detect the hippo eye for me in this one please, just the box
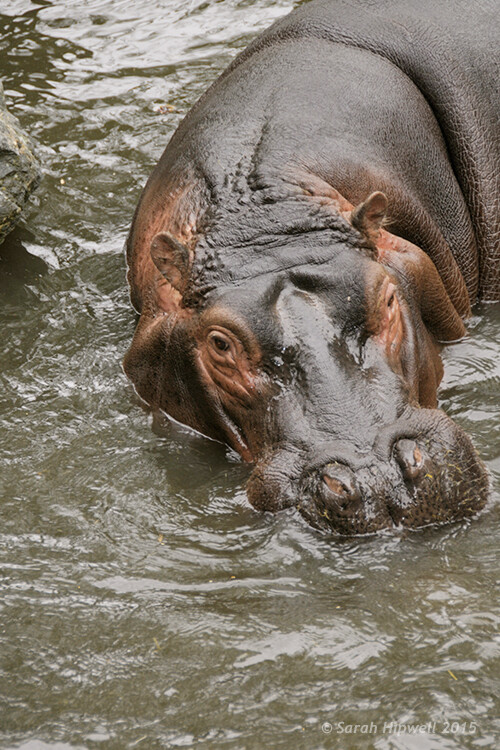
[213,336,229,352]
[207,330,233,356]
[382,281,397,311]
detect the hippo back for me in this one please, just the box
[214,0,499,300]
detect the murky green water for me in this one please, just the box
[0,2,498,748]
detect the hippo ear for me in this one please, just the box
[150,232,191,292]
[351,191,388,243]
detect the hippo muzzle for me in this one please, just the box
[247,408,488,535]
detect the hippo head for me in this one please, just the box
[124,192,488,534]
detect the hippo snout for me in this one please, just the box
[246,409,489,535]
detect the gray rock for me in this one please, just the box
[0,81,41,244]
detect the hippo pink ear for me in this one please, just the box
[351,191,388,244]
[150,232,191,292]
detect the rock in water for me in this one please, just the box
[0,81,41,244]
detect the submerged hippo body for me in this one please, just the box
[124,0,498,534]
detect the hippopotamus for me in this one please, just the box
[124,0,498,534]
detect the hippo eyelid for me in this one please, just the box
[384,282,397,307]
[206,328,238,364]
[367,276,399,322]
[199,310,261,361]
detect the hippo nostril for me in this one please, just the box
[323,475,348,496]
[394,439,427,481]
[320,464,361,511]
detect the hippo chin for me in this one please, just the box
[124,0,497,535]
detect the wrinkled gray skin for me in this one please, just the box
[125,0,498,535]
[0,81,40,244]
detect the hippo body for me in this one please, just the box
[124,0,498,534]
